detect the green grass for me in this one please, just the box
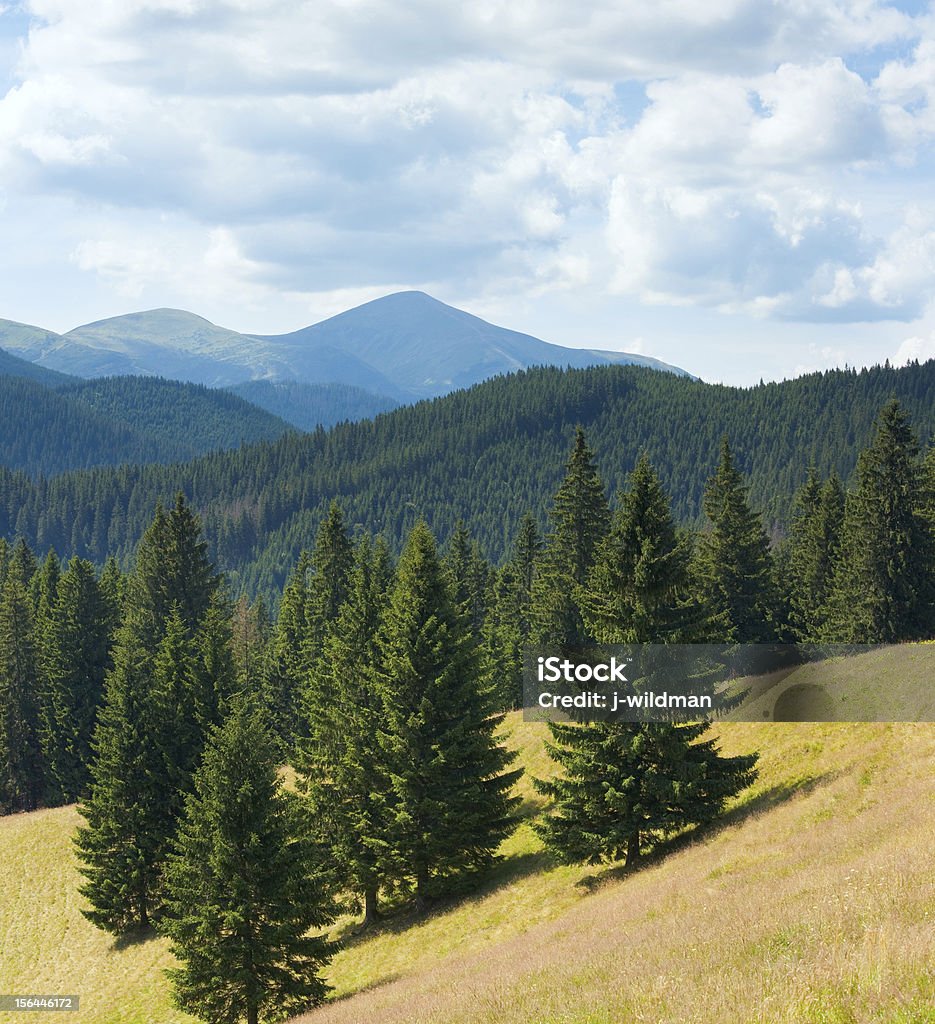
[1,646,934,1024]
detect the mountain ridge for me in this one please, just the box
[0,292,692,399]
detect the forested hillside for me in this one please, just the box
[0,347,73,388]
[0,375,294,476]
[0,360,931,597]
[227,380,400,431]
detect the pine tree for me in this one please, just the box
[786,470,844,640]
[376,521,521,910]
[694,438,777,642]
[536,454,757,868]
[297,536,394,925]
[74,610,169,931]
[531,428,610,648]
[262,551,311,752]
[162,696,336,1024]
[484,512,542,709]
[825,401,935,641]
[0,575,43,813]
[75,499,228,932]
[535,720,757,868]
[39,558,111,804]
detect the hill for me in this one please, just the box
[0,375,293,477]
[0,293,688,398]
[227,380,400,431]
[2,648,933,1023]
[0,359,931,597]
[0,341,74,388]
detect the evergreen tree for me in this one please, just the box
[298,536,394,925]
[444,521,491,637]
[74,610,169,931]
[825,401,935,641]
[531,428,610,647]
[301,503,354,759]
[0,575,42,813]
[75,499,228,932]
[484,512,542,709]
[376,521,521,910]
[536,455,758,869]
[40,558,111,804]
[694,438,777,642]
[262,551,311,752]
[535,720,757,868]
[162,696,336,1024]
[786,470,844,640]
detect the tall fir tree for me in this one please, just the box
[162,696,336,1024]
[825,401,935,641]
[39,558,112,805]
[263,550,311,752]
[484,512,542,709]
[298,535,395,925]
[694,438,777,643]
[0,574,43,813]
[376,521,521,910]
[531,428,610,648]
[536,455,757,869]
[301,502,354,760]
[785,470,845,640]
[75,497,228,932]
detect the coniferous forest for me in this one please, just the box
[1,365,933,1020]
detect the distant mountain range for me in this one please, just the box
[0,291,692,406]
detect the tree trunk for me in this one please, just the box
[363,886,380,927]
[247,1002,258,1024]
[414,865,430,914]
[626,831,641,869]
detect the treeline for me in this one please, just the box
[0,373,292,477]
[0,360,932,601]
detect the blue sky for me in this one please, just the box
[1,0,934,384]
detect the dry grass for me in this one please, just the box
[1,651,933,1024]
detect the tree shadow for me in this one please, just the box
[112,923,160,950]
[325,972,402,1005]
[572,769,840,893]
[332,849,549,949]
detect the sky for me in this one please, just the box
[1,1,934,384]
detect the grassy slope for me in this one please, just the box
[2,657,933,1024]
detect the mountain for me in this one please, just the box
[0,375,293,477]
[254,291,693,396]
[227,380,400,431]
[1,359,931,597]
[0,293,690,399]
[0,336,74,388]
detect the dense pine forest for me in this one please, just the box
[0,373,294,476]
[0,387,932,1022]
[0,360,931,599]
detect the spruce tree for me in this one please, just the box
[0,575,43,813]
[825,401,935,641]
[376,521,521,910]
[537,455,758,868]
[484,512,542,709]
[40,558,111,804]
[297,536,394,925]
[75,498,228,932]
[694,438,777,643]
[786,470,844,640]
[162,696,336,1024]
[263,551,311,752]
[531,428,610,647]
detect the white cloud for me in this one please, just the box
[894,331,935,366]
[0,0,934,369]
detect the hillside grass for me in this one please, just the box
[1,651,933,1023]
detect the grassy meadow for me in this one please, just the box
[1,649,933,1024]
